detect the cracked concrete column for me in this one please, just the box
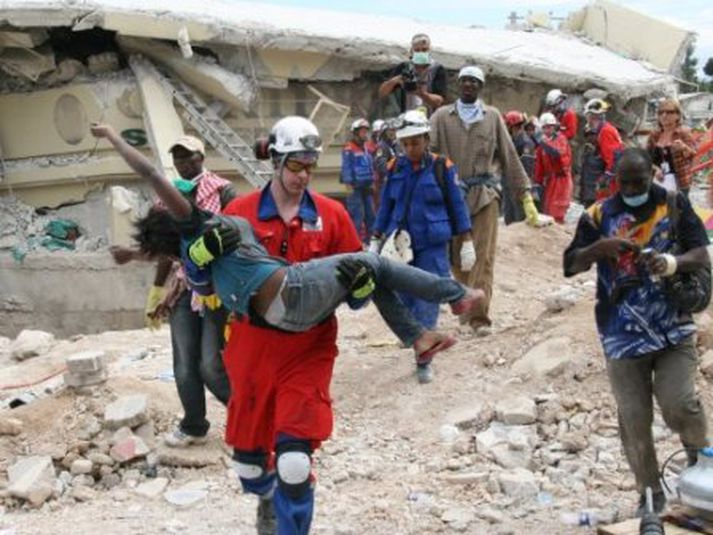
[128,55,184,178]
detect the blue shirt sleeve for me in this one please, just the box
[340,149,354,185]
[374,170,396,235]
[563,211,602,277]
[445,163,471,235]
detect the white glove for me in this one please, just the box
[460,240,476,271]
[368,237,381,254]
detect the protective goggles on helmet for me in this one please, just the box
[297,134,323,151]
[389,116,428,130]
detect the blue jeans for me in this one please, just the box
[169,291,230,437]
[346,186,375,242]
[274,252,466,346]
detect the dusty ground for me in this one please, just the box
[1,221,712,535]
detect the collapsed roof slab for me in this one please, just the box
[0,0,677,101]
[118,36,255,111]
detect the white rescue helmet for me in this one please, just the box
[395,110,430,139]
[269,116,323,154]
[539,112,559,127]
[371,119,386,134]
[584,98,610,115]
[545,89,565,106]
[350,118,370,132]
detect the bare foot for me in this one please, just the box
[413,330,457,365]
[450,288,485,316]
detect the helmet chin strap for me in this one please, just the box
[275,153,291,196]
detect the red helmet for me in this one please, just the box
[504,110,526,128]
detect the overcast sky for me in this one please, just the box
[251,0,713,80]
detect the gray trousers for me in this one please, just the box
[276,252,466,346]
[606,336,708,492]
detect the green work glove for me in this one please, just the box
[335,258,376,300]
[188,225,241,267]
[522,192,539,227]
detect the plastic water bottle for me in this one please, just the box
[560,511,599,527]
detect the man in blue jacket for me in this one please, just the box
[342,118,376,244]
[372,110,475,383]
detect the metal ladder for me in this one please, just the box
[145,59,272,189]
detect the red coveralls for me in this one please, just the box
[595,121,625,201]
[534,132,573,223]
[222,186,361,460]
[557,107,579,141]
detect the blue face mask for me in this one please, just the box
[621,191,649,207]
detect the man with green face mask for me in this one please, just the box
[110,134,237,449]
[378,33,447,116]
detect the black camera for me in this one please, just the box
[402,62,418,92]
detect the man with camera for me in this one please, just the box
[378,33,447,115]
[563,148,710,518]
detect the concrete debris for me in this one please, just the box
[7,456,57,507]
[64,351,108,388]
[443,472,489,485]
[135,477,169,499]
[69,459,93,476]
[103,395,149,430]
[163,485,209,508]
[87,452,114,466]
[495,396,537,425]
[109,434,150,463]
[66,351,106,374]
[700,349,713,378]
[71,485,97,502]
[440,507,475,530]
[544,286,580,313]
[498,468,539,498]
[87,52,120,75]
[156,446,220,468]
[10,329,55,361]
[512,337,575,378]
[0,416,24,436]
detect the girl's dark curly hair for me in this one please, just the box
[132,207,183,258]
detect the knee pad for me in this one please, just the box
[275,441,312,499]
[233,450,274,496]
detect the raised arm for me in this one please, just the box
[90,124,191,219]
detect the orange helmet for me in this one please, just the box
[504,110,526,128]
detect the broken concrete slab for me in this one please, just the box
[156,445,221,468]
[135,477,169,499]
[512,336,575,378]
[10,329,54,360]
[498,468,539,498]
[8,455,57,507]
[109,435,150,463]
[63,368,108,388]
[164,485,208,508]
[495,396,537,425]
[103,394,148,430]
[66,350,106,374]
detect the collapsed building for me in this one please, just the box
[0,0,683,336]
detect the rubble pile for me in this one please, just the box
[0,223,712,533]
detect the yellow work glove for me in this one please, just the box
[196,293,222,310]
[522,192,539,227]
[145,285,166,330]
